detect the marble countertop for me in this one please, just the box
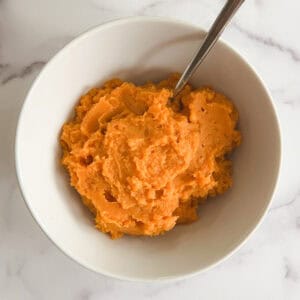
[1,0,300,299]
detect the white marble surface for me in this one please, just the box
[1,0,300,299]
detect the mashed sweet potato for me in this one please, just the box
[60,74,241,239]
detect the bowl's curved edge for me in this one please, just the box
[14,16,282,282]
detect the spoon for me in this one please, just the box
[172,0,245,99]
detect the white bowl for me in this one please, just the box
[15,17,281,281]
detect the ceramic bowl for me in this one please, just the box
[15,17,281,281]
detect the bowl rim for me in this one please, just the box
[15,16,282,282]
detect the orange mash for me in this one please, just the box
[60,74,241,239]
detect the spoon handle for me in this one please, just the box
[173,0,245,96]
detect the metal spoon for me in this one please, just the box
[173,0,245,99]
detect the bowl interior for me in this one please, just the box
[16,18,280,280]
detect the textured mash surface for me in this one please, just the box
[60,74,241,239]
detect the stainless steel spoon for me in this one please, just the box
[173,0,245,98]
